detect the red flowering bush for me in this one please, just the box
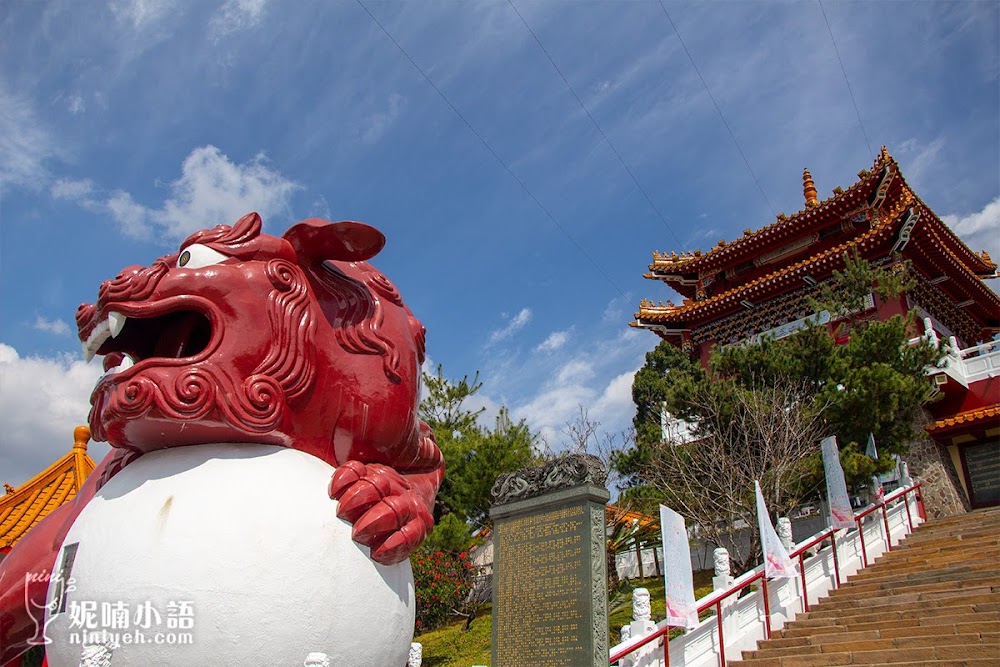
[412,547,473,632]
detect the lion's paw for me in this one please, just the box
[328,461,433,565]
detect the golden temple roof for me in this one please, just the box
[648,148,896,273]
[647,147,997,277]
[926,404,1000,433]
[0,426,96,550]
[637,222,899,324]
[636,147,1000,335]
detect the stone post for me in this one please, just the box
[899,460,912,486]
[713,547,737,648]
[776,517,793,552]
[406,643,421,667]
[303,653,330,667]
[624,587,659,667]
[490,454,610,667]
[712,547,731,587]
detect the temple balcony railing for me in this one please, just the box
[912,317,1000,389]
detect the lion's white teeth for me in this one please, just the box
[102,353,135,378]
[108,312,126,338]
[114,355,135,374]
[82,320,111,363]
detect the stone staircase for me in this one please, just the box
[733,507,1000,666]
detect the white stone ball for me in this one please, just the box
[44,444,414,667]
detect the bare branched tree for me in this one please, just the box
[638,377,830,573]
[561,406,654,591]
[560,405,632,494]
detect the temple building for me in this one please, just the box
[632,147,999,513]
[0,426,96,561]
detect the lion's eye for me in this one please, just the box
[177,244,229,269]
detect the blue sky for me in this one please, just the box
[2,0,998,486]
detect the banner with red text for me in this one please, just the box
[754,481,797,579]
[822,436,854,529]
[659,505,699,629]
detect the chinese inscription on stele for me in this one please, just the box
[490,455,610,667]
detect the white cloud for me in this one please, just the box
[361,94,407,145]
[0,343,109,487]
[514,368,595,436]
[485,324,651,458]
[109,0,174,29]
[896,138,946,190]
[309,194,333,221]
[50,178,94,200]
[67,95,86,115]
[535,329,570,353]
[89,145,299,240]
[602,293,633,324]
[33,316,71,336]
[556,359,595,385]
[105,190,154,240]
[941,196,1000,274]
[592,368,639,428]
[211,0,269,39]
[488,308,532,345]
[0,82,59,191]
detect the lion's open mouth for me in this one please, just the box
[84,309,213,375]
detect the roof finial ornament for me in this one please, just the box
[4,483,14,494]
[803,168,818,208]
[879,145,891,162]
[73,425,91,452]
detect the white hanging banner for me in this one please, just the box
[867,433,884,502]
[754,481,797,579]
[659,505,699,629]
[822,436,854,529]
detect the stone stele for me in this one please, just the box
[489,454,611,667]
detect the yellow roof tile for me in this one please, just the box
[0,426,96,550]
[926,404,1000,433]
[648,148,896,273]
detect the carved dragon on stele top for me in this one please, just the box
[0,213,443,664]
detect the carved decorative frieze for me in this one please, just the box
[690,284,823,346]
[490,454,607,505]
[908,275,982,345]
[591,504,609,664]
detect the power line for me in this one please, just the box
[818,0,874,160]
[506,0,686,251]
[355,0,627,299]
[656,1,776,218]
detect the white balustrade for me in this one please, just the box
[609,485,925,667]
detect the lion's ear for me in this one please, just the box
[283,219,386,263]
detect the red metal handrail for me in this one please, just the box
[609,482,923,666]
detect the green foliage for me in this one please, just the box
[422,512,478,555]
[412,547,474,632]
[613,342,703,482]
[442,409,539,528]
[415,606,493,667]
[414,365,540,637]
[420,364,485,435]
[808,248,914,327]
[420,365,539,528]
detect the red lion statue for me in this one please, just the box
[0,213,443,665]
